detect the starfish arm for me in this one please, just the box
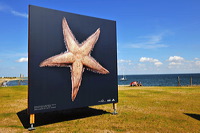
[80,28,100,55]
[62,17,79,52]
[82,56,109,74]
[40,52,75,67]
[71,61,84,101]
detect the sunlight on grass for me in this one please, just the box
[0,85,200,132]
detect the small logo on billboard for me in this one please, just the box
[99,99,115,103]
[107,99,111,102]
[98,99,106,103]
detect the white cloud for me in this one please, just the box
[139,57,162,67]
[130,33,169,49]
[154,62,163,67]
[131,44,168,49]
[166,56,200,72]
[168,56,185,68]
[0,3,28,18]
[118,56,200,74]
[168,56,184,62]
[140,57,158,63]
[117,59,134,75]
[118,59,132,63]
[11,10,28,18]
[16,57,28,62]
[195,61,200,66]
[169,62,182,66]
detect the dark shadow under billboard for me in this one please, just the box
[28,5,118,114]
[17,107,110,128]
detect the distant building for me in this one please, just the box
[20,74,24,78]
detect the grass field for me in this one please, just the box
[0,85,200,132]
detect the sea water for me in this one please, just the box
[5,73,200,86]
[118,73,200,86]
[6,77,28,86]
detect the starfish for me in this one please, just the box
[40,17,109,101]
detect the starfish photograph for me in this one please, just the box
[40,17,109,101]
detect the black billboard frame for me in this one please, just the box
[28,5,118,130]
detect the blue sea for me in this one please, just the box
[5,73,200,86]
[6,78,28,86]
[118,73,200,86]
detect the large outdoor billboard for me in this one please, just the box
[28,5,118,114]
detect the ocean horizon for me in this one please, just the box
[4,73,200,87]
[118,73,200,86]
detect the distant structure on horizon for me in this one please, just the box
[20,74,24,78]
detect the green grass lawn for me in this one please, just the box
[0,85,200,132]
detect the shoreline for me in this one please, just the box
[0,78,23,86]
[118,84,200,90]
[0,78,199,87]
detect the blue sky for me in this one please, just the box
[0,0,200,76]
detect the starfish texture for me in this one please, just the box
[40,17,109,101]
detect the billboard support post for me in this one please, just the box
[28,114,36,131]
[112,103,118,115]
